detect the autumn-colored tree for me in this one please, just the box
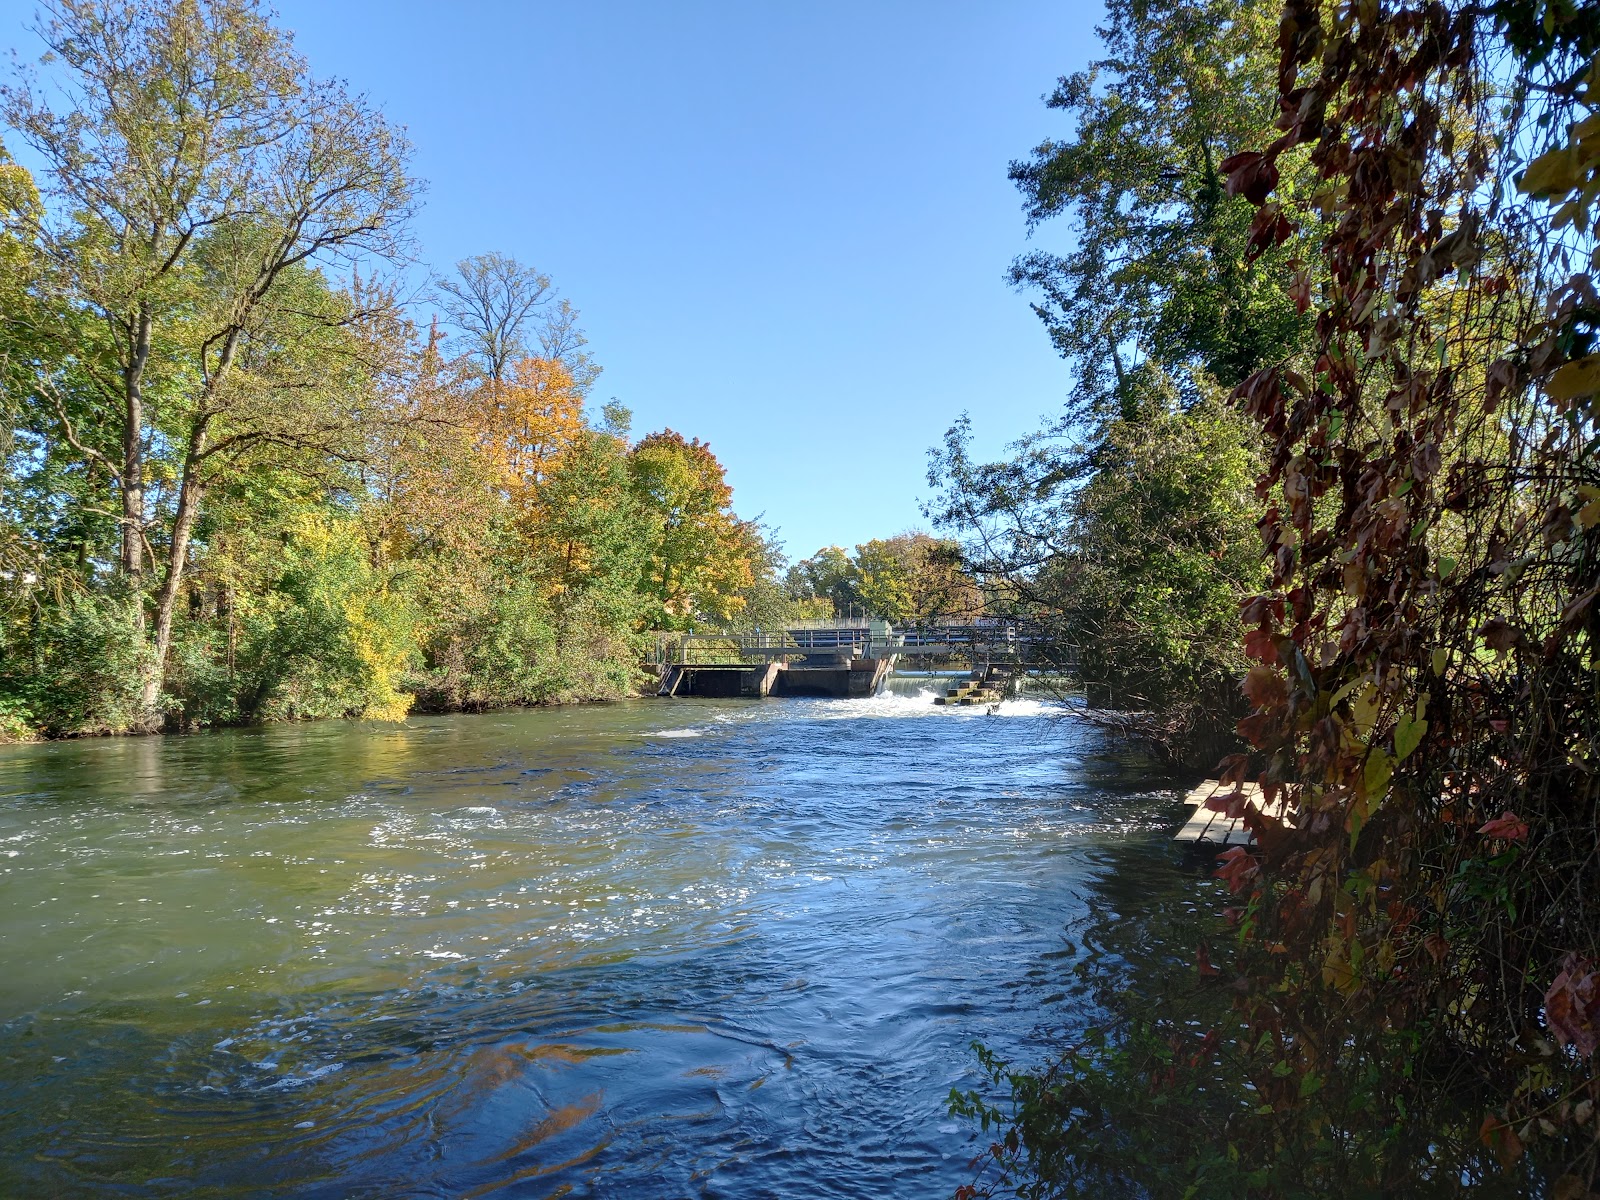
[627,430,755,627]
[479,355,588,509]
[0,1,761,737]
[1210,1,1600,1188]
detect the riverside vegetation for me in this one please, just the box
[0,1,983,742]
[936,0,1600,1195]
[0,0,763,738]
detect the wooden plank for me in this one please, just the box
[1174,780,1283,847]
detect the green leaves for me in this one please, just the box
[1393,696,1429,762]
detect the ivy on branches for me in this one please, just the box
[1214,0,1600,1190]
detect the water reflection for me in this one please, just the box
[0,683,1190,1197]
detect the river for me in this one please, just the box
[0,680,1190,1199]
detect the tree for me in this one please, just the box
[963,1,1600,1193]
[479,355,587,504]
[852,532,981,624]
[537,297,602,396]
[440,255,603,396]
[786,545,862,616]
[1006,0,1307,423]
[787,547,864,614]
[928,0,1303,757]
[627,430,755,627]
[1,0,417,726]
[439,252,552,385]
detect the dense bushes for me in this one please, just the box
[956,0,1600,1195]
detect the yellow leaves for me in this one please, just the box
[344,593,415,722]
[0,160,42,216]
[1577,485,1600,530]
[1350,682,1379,735]
[1521,110,1600,202]
[1322,946,1360,995]
[1546,352,1600,406]
[1521,145,1587,198]
[480,356,587,495]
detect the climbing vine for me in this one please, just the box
[1216,0,1600,1189]
[953,2,1600,1194]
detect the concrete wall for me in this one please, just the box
[666,658,893,700]
[770,658,890,699]
[675,663,781,698]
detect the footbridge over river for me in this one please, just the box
[649,618,1075,699]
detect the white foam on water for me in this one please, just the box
[647,728,704,739]
[808,688,1072,721]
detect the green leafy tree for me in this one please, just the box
[786,545,862,616]
[1,0,417,726]
[929,0,1307,758]
[852,533,980,624]
[628,430,755,628]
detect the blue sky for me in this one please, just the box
[1,1,1099,563]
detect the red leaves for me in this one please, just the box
[1215,846,1259,894]
[1544,955,1600,1057]
[1240,594,1285,626]
[1205,788,1250,818]
[1246,203,1296,262]
[1484,358,1517,413]
[1220,150,1280,204]
[1423,932,1449,964]
[1197,942,1221,978]
[1410,441,1441,481]
[1479,1113,1525,1168]
[1288,265,1314,313]
[1242,664,1288,710]
[1476,811,1528,843]
[1244,626,1280,665]
[1234,367,1287,436]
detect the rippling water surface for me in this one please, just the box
[0,681,1186,1198]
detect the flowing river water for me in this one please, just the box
[0,679,1197,1198]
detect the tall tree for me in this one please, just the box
[1006,0,1305,421]
[439,252,552,385]
[852,533,982,624]
[928,0,1304,755]
[0,0,416,725]
[627,430,755,627]
[536,297,602,396]
[786,545,862,616]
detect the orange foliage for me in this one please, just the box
[478,355,587,503]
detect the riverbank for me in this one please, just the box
[0,675,656,745]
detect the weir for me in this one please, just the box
[648,619,1065,700]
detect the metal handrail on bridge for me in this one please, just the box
[648,619,1075,670]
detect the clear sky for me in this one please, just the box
[1,0,1099,564]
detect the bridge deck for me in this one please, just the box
[1173,781,1281,846]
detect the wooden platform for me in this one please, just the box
[1173,780,1285,846]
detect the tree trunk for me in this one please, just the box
[137,466,205,726]
[120,308,152,621]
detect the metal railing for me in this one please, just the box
[647,619,1076,671]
